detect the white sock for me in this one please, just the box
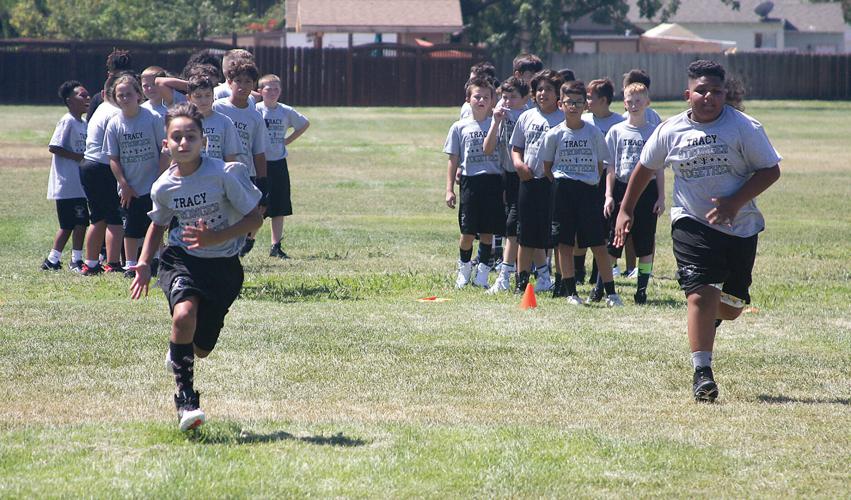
[691,351,713,370]
[47,249,62,264]
[126,260,138,269]
[85,259,99,268]
[501,262,515,274]
[72,249,83,262]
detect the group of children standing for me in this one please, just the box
[445,55,781,402]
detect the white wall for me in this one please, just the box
[285,32,398,48]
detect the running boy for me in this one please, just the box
[508,69,564,293]
[43,80,90,272]
[603,83,665,305]
[131,102,262,431]
[256,74,310,259]
[444,76,504,288]
[614,60,781,402]
[541,80,620,306]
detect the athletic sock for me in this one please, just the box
[573,255,585,275]
[126,260,137,270]
[589,259,598,283]
[501,262,515,274]
[169,342,195,394]
[637,262,653,291]
[477,243,492,266]
[84,259,99,268]
[459,247,473,263]
[553,272,562,284]
[71,249,83,262]
[603,281,616,295]
[714,319,723,329]
[563,277,577,296]
[691,351,712,370]
[47,249,62,264]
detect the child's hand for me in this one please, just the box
[613,210,633,248]
[493,101,506,122]
[603,195,615,218]
[516,164,533,182]
[129,263,151,300]
[446,190,456,209]
[119,184,138,209]
[182,218,217,249]
[706,196,740,226]
[653,197,665,216]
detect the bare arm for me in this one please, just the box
[155,76,189,93]
[512,146,532,181]
[707,165,780,226]
[482,111,502,155]
[253,153,267,178]
[224,154,239,162]
[110,157,138,208]
[49,145,83,163]
[182,208,264,250]
[130,223,168,299]
[603,167,616,217]
[445,155,460,208]
[285,121,310,146]
[653,169,666,215]
[543,160,554,182]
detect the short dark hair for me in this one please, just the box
[500,76,529,98]
[557,68,576,83]
[513,53,544,74]
[623,68,651,89]
[183,49,224,81]
[587,78,615,104]
[185,63,221,82]
[465,75,495,98]
[106,49,132,74]
[188,76,215,94]
[225,60,260,83]
[58,80,83,102]
[688,60,725,82]
[165,102,204,133]
[469,61,497,78]
[561,80,587,99]
[530,69,563,94]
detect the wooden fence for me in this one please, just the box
[550,52,851,100]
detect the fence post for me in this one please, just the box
[346,46,353,106]
[415,47,423,107]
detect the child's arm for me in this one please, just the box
[543,160,554,182]
[181,208,263,250]
[511,147,532,181]
[155,76,189,93]
[109,157,138,208]
[253,153,267,178]
[603,166,616,218]
[706,165,780,226]
[48,145,83,163]
[224,154,239,162]
[285,121,310,146]
[653,170,665,215]
[482,111,503,155]
[446,154,460,208]
[130,223,168,299]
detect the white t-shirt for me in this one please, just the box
[201,111,244,161]
[148,158,261,258]
[103,108,166,195]
[47,113,87,200]
[541,122,610,185]
[212,98,268,176]
[623,107,663,127]
[443,117,502,177]
[581,111,625,137]
[605,121,658,182]
[509,107,564,178]
[83,102,121,164]
[255,102,308,161]
[640,105,782,237]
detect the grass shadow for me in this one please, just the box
[188,422,368,447]
[757,395,850,405]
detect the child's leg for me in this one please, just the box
[71,225,85,252]
[51,229,72,253]
[84,222,106,264]
[557,244,574,277]
[686,286,719,353]
[270,215,284,244]
[106,224,123,264]
[124,237,140,264]
[625,237,637,274]
[518,245,534,272]
[590,245,616,294]
[170,297,200,394]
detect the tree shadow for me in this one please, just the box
[757,394,850,405]
[187,423,368,447]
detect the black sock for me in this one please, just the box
[637,272,650,292]
[554,272,562,284]
[564,277,577,296]
[714,319,723,329]
[459,247,473,263]
[169,342,195,394]
[573,255,585,275]
[603,281,616,295]
[477,243,492,266]
[589,259,598,283]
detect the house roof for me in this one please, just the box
[626,0,845,33]
[286,0,463,33]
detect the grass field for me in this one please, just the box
[0,101,849,497]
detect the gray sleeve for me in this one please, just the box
[103,120,119,158]
[741,120,782,171]
[223,162,262,214]
[223,120,244,157]
[594,128,611,164]
[509,117,526,149]
[540,129,557,163]
[153,115,166,152]
[443,123,461,156]
[638,126,667,171]
[604,128,617,166]
[147,184,175,226]
[251,116,268,156]
[49,117,70,149]
[287,107,308,130]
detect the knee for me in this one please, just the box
[172,306,197,335]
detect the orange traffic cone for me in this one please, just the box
[519,283,537,309]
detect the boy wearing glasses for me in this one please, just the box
[541,81,622,306]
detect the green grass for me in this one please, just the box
[0,102,849,497]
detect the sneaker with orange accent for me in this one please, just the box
[81,263,103,276]
[174,390,205,431]
[102,262,124,273]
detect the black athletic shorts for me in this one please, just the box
[504,171,520,237]
[551,178,606,248]
[56,197,89,230]
[79,159,122,225]
[265,158,293,218]
[607,180,659,258]
[671,217,758,303]
[516,177,553,249]
[121,194,153,239]
[158,246,244,353]
[458,174,505,236]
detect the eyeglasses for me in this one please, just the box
[562,99,585,107]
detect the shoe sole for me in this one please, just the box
[694,383,719,402]
[179,410,206,431]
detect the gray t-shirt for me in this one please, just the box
[214,83,257,107]
[202,111,244,161]
[212,98,269,176]
[103,108,166,195]
[459,102,472,121]
[623,107,663,127]
[256,102,308,161]
[581,111,625,137]
[148,158,261,258]
[83,102,120,164]
[498,107,526,173]
[541,122,610,185]
[443,117,502,177]
[141,99,167,120]
[605,121,658,182]
[640,105,781,237]
[509,107,564,178]
[47,112,87,200]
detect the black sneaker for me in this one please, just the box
[588,284,604,303]
[81,262,103,276]
[70,260,84,273]
[239,238,255,258]
[693,367,719,402]
[552,278,565,298]
[634,289,647,305]
[41,259,61,271]
[514,270,530,295]
[123,269,136,279]
[575,269,586,285]
[174,390,206,431]
[269,243,290,259]
[103,262,124,273]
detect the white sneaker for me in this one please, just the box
[612,266,622,278]
[487,266,512,294]
[472,262,492,288]
[455,260,473,288]
[626,268,638,279]
[606,293,625,307]
[566,294,585,306]
[534,265,553,292]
